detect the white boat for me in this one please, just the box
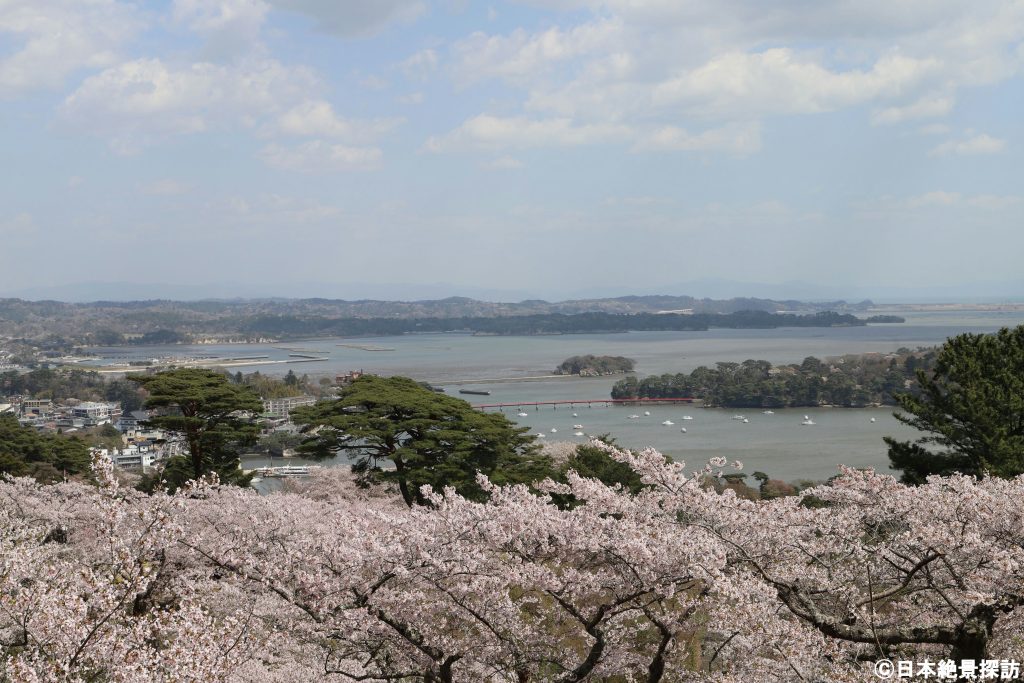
[870,417,877,423]
[801,419,815,426]
[680,427,687,433]
[763,410,774,415]
[573,424,584,429]
[643,411,651,416]
[681,415,693,420]
[573,431,584,436]
[517,412,529,417]
[742,418,749,423]
[662,420,674,425]
[550,428,557,433]
[255,465,321,478]
[628,414,640,419]
[731,415,746,421]
[536,432,546,438]
[572,413,579,417]
[803,415,810,421]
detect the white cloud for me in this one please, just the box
[217,194,342,225]
[0,211,35,235]
[906,191,1020,208]
[929,132,1007,157]
[276,100,402,140]
[59,57,319,153]
[452,19,622,86]
[172,0,269,57]
[267,0,426,37]
[424,115,632,152]
[443,0,1024,158]
[397,92,424,105]
[258,141,382,171]
[482,156,525,169]
[138,179,191,196]
[653,49,939,116]
[632,122,761,154]
[0,0,140,97]
[401,49,439,81]
[358,75,389,90]
[872,93,955,124]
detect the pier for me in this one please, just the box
[473,398,694,410]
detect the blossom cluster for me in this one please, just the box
[3,444,1024,682]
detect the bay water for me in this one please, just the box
[90,307,1024,484]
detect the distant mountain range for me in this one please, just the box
[6,278,1023,304]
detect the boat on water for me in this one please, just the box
[572,413,579,417]
[643,411,651,416]
[763,410,775,415]
[681,415,693,420]
[573,431,585,436]
[254,465,321,478]
[801,419,815,426]
[573,424,584,429]
[536,432,546,438]
[680,427,687,433]
[518,411,529,417]
[459,389,491,396]
[628,414,640,419]
[731,415,746,421]
[550,428,557,433]
[742,418,749,423]
[662,420,674,426]
[870,417,877,423]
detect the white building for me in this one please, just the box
[71,402,111,425]
[263,395,317,419]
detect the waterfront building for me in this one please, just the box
[262,395,317,419]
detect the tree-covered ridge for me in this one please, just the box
[233,310,866,339]
[554,354,636,376]
[0,294,880,343]
[611,349,937,408]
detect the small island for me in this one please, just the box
[555,354,636,376]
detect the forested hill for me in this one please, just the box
[0,295,875,342]
[236,310,865,337]
[611,349,937,408]
[1,306,869,344]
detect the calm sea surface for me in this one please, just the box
[92,308,1024,483]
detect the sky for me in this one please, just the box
[1,0,1022,302]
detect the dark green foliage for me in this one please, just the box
[555,355,635,375]
[611,351,935,408]
[886,325,1024,484]
[0,413,91,482]
[562,437,646,494]
[292,375,551,506]
[129,369,262,491]
[239,310,864,338]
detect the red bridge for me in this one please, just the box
[473,398,695,409]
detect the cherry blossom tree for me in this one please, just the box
[5,444,1024,682]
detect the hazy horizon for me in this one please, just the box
[2,2,1021,297]
[3,279,1023,306]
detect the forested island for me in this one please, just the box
[0,295,886,346]
[611,348,937,408]
[554,355,635,376]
